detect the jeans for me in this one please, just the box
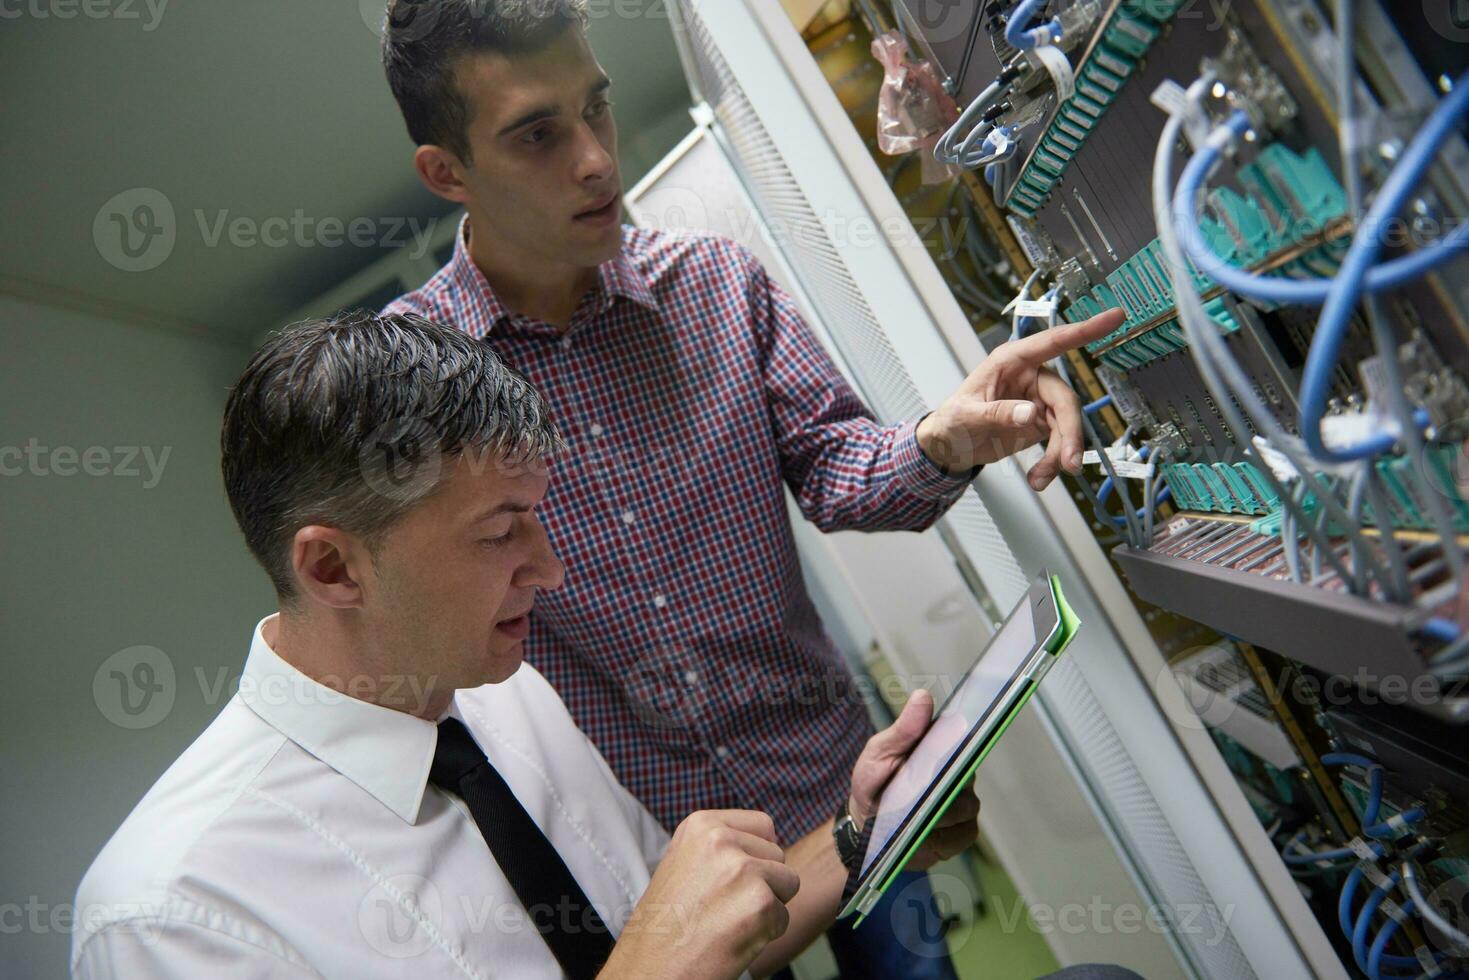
[823,869,959,980]
[767,865,1146,980]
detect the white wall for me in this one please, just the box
[0,296,275,978]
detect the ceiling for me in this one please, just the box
[0,1,694,341]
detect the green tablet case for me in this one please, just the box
[855,575,1080,925]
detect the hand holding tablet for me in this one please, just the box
[840,571,1081,923]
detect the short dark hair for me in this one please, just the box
[221,310,562,603]
[381,0,591,162]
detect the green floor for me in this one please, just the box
[947,850,1061,980]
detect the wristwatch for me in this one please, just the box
[832,798,866,873]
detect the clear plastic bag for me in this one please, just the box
[871,31,960,183]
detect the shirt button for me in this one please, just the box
[652,594,668,609]
[684,670,700,686]
[621,510,636,526]
[560,335,573,350]
[590,423,604,438]
[715,746,731,760]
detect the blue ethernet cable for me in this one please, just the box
[1317,753,1427,840]
[1304,73,1469,462]
[1004,0,1061,50]
[1172,73,1469,461]
[1172,107,1469,308]
[1095,447,1170,527]
[1354,871,1397,970]
[1322,752,1385,823]
[1084,394,1113,414]
[1364,898,1433,980]
[1011,286,1059,340]
[1421,618,1461,644]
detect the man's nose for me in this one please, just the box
[519,520,565,592]
[572,121,615,184]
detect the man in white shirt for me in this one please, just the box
[70,311,983,979]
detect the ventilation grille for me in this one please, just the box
[672,4,1257,976]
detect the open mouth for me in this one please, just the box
[495,614,531,641]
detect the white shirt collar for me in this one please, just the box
[237,615,439,824]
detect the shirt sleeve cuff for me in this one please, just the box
[892,417,981,500]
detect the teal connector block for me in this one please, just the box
[1197,465,1241,514]
[1160,461,1278,516]
[1162,463,1203,510]
[1207,186,1279,264]
[1236,463,1280,511]
[1002,0,1179,214]
[1239,145,1347,242]
[1123,0,1186,18]
[1103,12,1159,57]
[1424,446,1469,531]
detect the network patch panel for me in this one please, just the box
[793,1,1469,974]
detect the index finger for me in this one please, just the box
[708,809,780,844]
[1002,307,1124,366]
[753,857,802,905]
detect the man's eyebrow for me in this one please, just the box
[470,502,534,523]
[497,106,558,138]
[495,77,612,138]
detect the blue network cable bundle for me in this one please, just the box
[816,2,1469,975]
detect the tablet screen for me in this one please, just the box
[860,603,1039,875]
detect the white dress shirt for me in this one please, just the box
[72,616,671,979]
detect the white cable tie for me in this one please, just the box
[1150,79,1210,150]
[1026,43,1075,104]
[1349,838,1381,860]
[1362,860,1393,890]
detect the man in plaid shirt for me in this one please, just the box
[380,2,1121,974]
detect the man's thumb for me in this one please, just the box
[982,400,1039,429]
[879,689,935,756]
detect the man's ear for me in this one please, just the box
[414,144,472,204]
[290,526,371,609]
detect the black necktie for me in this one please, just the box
[429,717,615,979]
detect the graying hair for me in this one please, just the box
[221,310,563,603]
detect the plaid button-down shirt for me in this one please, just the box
[387,218,972,842]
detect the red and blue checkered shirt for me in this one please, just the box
[387,218,973,843]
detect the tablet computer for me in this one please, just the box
[838,570,1080,923]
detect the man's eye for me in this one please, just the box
[522,127,551,145]
[479,531,513,548]
[588,100,612,118]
